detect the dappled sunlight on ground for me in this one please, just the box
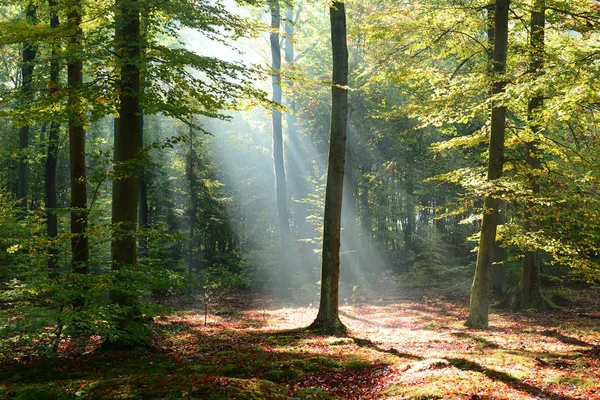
[1,288,599,399]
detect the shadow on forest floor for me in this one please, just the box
[1,287,599,399]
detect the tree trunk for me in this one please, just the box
[68,0,90,275]
[284,4,316,280]
[341,107,359,282]
[110,0,142,343]
[309,1,348,335]
[270,0,293,292]
[491,207,507,296]
[515,0,549,310]
[46,0,59,278]
[466,0,509,329]
[17,3,37,211]
[138,110,148,262]
[138,30,148,263]
[284,4,309,236]
[487,2,507,297]
[404,180,415,253]
[187,123,198,278]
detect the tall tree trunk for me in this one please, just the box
[138,110,148,262]
[284,4,317,280]
[17,3,37,210]
[187,123,198,279]
[404,179,415,253]
[110,0,142,342]
[309,1,348,334]
[46,0,60,278]
[68,0,90,275]
[284,5,310,237]
[138,37,148,263]
[491,208,507,295]
[515,0,549,310]
[341,107,359,282]
[487,3,507,297]
[270,0,292,292]
[466,0,509,328]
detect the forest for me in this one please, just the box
[0,0,599,398]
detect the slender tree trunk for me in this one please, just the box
[138,111,148,262]
[515,0,549,310]
[466,0,509,328]
[17,3,37,211]
[404,180,415,253]
[270,0,293,292]
[309,1,348,334]
[359,161,372,252]
[138,19,148,263]
[284,5,310,237]
[46,0,60,278]
[284,4,316,280]
[187,123,198,279]
[110,0,142,342]
[487,3,507,297]
[491,208,507,295]
[341,107,359,282]
[68,0,90,275]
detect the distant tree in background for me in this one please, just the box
[269,0,293,293]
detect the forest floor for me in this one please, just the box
[1,286,599,399]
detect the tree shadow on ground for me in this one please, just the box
[349,336,423,360]
[540,329,593,347]
[446,357,578,400]
[338,309,400,329]
[0,319,398,399]
[452,332,500,349]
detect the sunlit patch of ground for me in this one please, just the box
[1,288,599,399]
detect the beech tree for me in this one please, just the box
[109,0,143,343]
[513,0,549,310]
[67,0,90,276]
[269,0,293,291]
[17,2,37,209]
[309,0,348,334]
[465,0,509,329]
[46,0,60,276]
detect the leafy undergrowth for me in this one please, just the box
[1,287,599,399]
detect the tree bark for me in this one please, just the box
[270,0,293,292]
[515,0,549,310]
[110,0,142,342]
[138,29,148,263]
[309,1,348,335]
[17,3,37,211]
[187,122,198,278]
[284,4,317,280]
[68,0,90,275]
[46,0,60,277]
[138,111,148,262]
[341,107,360,282]
[487,2,507,297]
[284,5,310,238]
[466,0,509,329]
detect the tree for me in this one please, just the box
[17,2,37,210]
[283,2,316,277]
[67,0,90,275]
[46,0,60,277]
[309,0,348,335]
[269,0,293,292]
[109,0,143,343]
[465,0,510,329]
[513,0,551,310]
